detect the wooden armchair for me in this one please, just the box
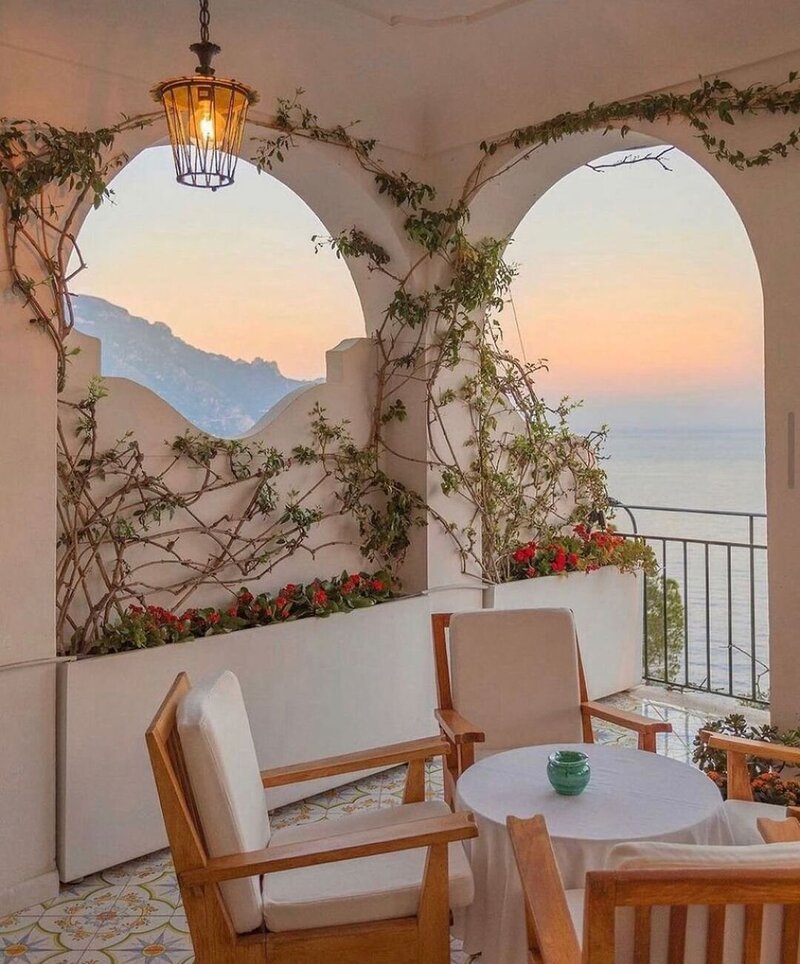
[146,671,478,964]
[432,609,671,802]
[699,729,800,844]
[508,813,800,963]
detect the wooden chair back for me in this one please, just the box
[432,611,592,727]
[145,673,264,960]
[509,814,800,964]
[583,866,800,963]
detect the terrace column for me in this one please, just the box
[729,160,800,730]
[654,90,800,730]
[0,241,59,911]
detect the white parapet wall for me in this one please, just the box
[489,568,644,700]
[57,594,443,882]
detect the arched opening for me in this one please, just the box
[495,144,768,705]
[504,146,764,509]
[69,146,364,436]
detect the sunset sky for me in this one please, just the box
[72,144,764,433]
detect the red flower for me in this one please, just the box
[275,595,287,608]
[207,611,221,625]
[238,590,254,604]
[370,579,386,592]
[312,589,328,606]
[349,573,361,585]
[525,567,538,578]
[282,584,298,595]
[573,524,589,541]
[552,548,567,573]
[513,543,535,564]
[567,552,579,568]
[280,606,291,619]
[227,605,238,618]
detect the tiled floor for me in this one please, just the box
[1,685,756,962]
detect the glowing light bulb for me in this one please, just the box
[193,88,216,146]
[198,113,215,143]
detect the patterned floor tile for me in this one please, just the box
[83,918,194,962]
[0,918,95,958]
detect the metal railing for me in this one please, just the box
[612,502,769,706]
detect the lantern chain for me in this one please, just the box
[198,0,211,44]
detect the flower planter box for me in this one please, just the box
[488,568,643,700]
[56,595,437,882]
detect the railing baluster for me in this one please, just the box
[705,542,711,692]
[683,540,689,689]
[749,514,757,701]
[662,539,669,685]
[727,543,733,698]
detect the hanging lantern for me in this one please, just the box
[152,0,258,190]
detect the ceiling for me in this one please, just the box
[2,1,800,154]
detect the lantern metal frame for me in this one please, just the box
[152,0,258,190]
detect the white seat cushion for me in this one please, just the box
[449,608,584,754]
[178,671,270,935]
[724,798,788,844]
[263,800,474,931]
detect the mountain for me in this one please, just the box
[71,294,314,437]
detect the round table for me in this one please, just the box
[454,743,732,964]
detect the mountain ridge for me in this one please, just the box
[72,294,314,437]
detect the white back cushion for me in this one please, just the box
[177,671,269,934]
[449,608,584,752]
[596,840,800,963]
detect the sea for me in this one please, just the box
[600,430,768,704]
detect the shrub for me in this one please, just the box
[693,713,800,805]
[89,570,394,655]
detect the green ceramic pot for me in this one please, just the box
[546,749,591,796]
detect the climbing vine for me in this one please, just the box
[0,114,157,390]
[251,74,800,579]
[3,70,800,650]
[57,380,421,654]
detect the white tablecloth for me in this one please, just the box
[454,743,732,964]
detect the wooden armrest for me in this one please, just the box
[181,811,478,886]
[261,735,450,789]
[703,732,800,766]
[435,708,486,746]
[582,701,672,735]
[507,815,581,964]
[757,816,800,844]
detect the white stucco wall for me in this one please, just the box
[0,261,60,912]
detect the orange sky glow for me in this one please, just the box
[72,145,763,430]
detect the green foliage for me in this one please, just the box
[58,387,421,655]
[506,524,656,581]
[0,114,153,389]
[481,74,800,172]
[645,574,686,683]
[90,571,394,655]
[693,714,800,804]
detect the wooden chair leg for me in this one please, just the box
[417,843,450,964]
[443,763,458,808]
[442,739,459,807]
[639,730,657,753]
[403,758,426,804]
